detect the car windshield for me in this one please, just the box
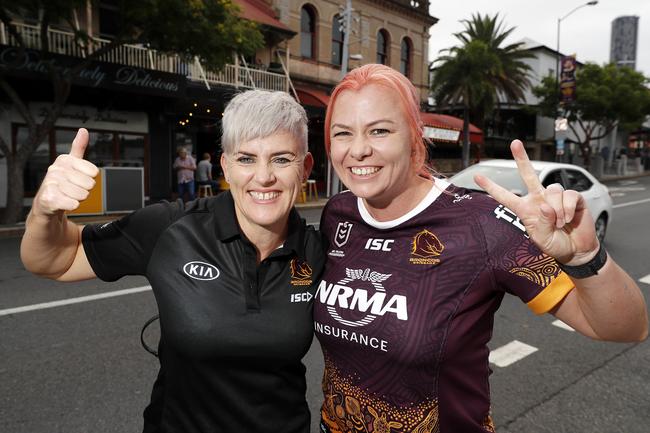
[450,165,539,196]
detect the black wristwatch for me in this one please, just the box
[558,243,608,279]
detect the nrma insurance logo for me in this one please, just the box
[317,268,407,327]
[183,261,220,281]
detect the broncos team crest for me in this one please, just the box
[290,258,313,286]
[409,229,444,265]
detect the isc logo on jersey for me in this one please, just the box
[317,268,408,327]
[364,238,394,251]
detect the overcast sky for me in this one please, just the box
[428,0,650,76]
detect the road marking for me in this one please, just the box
[639,274,650,285]
[489,340,538,367]
[613,198,650,209]
[0,286,152,317]
[618,180,639,186]
[607,187,646,192]
[552,319,575,331]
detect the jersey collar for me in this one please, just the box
[211,191,306,259]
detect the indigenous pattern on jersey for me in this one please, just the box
[314,181,574,433]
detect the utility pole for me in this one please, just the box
[327,0,353,197]
[554,1,598,162]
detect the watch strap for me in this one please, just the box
[558,243,608,279]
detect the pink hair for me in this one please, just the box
[324,64,427,173]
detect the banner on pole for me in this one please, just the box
[560,55,577,104]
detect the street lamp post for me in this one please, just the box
[327,0,353,197]
[554,0,598,161]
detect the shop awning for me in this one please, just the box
[295,86,331,108]
[234,0,294,34]
[420,112,484,145]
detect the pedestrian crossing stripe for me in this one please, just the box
[552,319,575,331]
[489,340,538,367]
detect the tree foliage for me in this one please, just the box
[0,0,264,223]
[430,13,532,167]
[533,63,650,164]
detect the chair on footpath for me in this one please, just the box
[297,182,307,203]
[198,184,213,198]
[306,179,318,201]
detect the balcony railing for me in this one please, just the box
[1,21,289,92]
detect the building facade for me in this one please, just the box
[273,0,438,189]
[0,0,296,207]
[1,0,442,209]
[610,16,639,70]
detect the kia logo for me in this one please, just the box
[183,261,220,281]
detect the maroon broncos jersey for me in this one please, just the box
[314,180,574,433]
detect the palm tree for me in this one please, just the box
[431,13,533,168]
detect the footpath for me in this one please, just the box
[2,169,649,239]
[0,196,330,239]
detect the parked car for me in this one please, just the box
[449,160,613,242]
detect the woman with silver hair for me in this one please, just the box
[21,90,324,433]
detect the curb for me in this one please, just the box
[0,199,331,239]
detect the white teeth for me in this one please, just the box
[250,191,279,200]
[351,167,379,176]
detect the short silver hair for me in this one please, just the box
[221,90,308,155]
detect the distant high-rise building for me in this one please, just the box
[610,16,639,69]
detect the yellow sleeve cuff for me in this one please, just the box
[526,272,575,315]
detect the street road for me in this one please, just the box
[1,176,649,433]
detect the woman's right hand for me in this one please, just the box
[33,128,99,216]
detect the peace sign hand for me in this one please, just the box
[474,140,600,266]
[33,128,99,216]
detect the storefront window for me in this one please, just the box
[18,127,49,193]
[18,125,149,196]
[174,132,194,155]
[86,131,114,166]
[118,134,145,166]
[54,129,78,156]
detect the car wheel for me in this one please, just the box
[595,214,607,243]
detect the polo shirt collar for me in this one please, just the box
[211,191,306,259]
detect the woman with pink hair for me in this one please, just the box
[314,64,647,432]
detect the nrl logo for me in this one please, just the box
[334,222,353,248]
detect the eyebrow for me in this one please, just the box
[235,150,297,157]
[331,119,396,130]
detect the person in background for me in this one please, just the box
[20,89,324,433]
[196,152,220,194]
[173,146,196,201]
[315,64,648,433]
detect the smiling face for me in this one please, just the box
[221,132,313,236]
[329,83,428,214]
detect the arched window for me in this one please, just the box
[331,14,344,66]
[400,37,412,77]
[376,29,390,65]
[301,6,316,59]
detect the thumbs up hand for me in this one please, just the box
[33,128,100,216]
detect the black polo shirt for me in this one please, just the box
[82,191,325,433]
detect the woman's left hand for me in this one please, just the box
[474,140,599,266]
